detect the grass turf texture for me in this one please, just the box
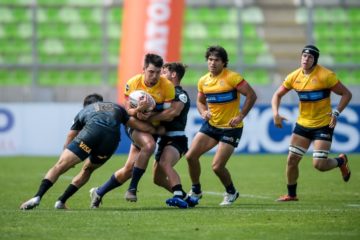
[0,154,359,240]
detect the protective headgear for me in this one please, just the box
[302,45,320,67]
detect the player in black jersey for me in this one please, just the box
[150,62,198,208]
[20,93,160,210]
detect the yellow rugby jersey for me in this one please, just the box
[283,65,338,128]
[198,68,244,128]
[125,74,175,112]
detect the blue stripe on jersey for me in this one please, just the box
[297,89,330,102]
[155,103,164,111]
[205,90,237,103]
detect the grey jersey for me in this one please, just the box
[71,102,129,133]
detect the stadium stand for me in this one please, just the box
[0,0,359,102]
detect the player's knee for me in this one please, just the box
[211,162,223,174]
[312,150,329,171]
[141,141,156,155]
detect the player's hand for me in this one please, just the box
[136,97,149,112]
[229,114,244,128]
[273,114,287,128]
[136,111,151,120]
[328,112,338,128]
[201,110,211,121]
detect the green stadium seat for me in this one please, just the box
[221,23,239,39]
[0,8,14,23]
[182,68,205,86]
[184,23,207,39]
[241,7,264,23]
[0,70,31,85]
[348,9,360,23]
[242,23,257,39]
[245,70,270,85]
[108,7,123,23]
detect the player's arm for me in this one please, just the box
[271,85,290,128]
[149,100,183,122]
[126,117,164,135]
[229,80,257,127]
[329,81,352,128]
[124,95,149,116]
[197,92,211,120]
[63,130,79,149]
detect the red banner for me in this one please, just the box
[117,0,185,103]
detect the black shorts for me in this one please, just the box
[67,123,120,164]
[293,123,334,141]
[155,135,188,162]
[199,121,243,148]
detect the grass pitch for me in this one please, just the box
[0,154,359,240]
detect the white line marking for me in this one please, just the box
[204,191,271,199]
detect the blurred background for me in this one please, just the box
[0,0,359,104]
[1,0,360,155]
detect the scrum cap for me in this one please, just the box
[302,45,320,66]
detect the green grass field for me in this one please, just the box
[0,154,359,240]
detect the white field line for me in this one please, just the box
[204,191,271,199]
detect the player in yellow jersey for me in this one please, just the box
[89,54,175,207]
[272,45,352,201]
[186,45,257,206]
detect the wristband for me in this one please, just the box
[332,109,340,118]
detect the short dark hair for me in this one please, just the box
[163,62,187,81]
[205,45,229,67]
[144,53,164,69]
[83,93,103,107]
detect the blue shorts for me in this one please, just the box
[67,123,120,164]
[155,135,188,162]
[293,123,334,142]
[199,121,243,148]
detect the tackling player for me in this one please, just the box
[272,45,352,201]
[20,93,159,210]
[150,62,198,208]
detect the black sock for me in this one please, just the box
[97,174,122,197]
[128,167,145,191]
[34,179,53,199]
[191,183,201,194]
[225,183,236,195]
[287,183,297,197]
[335,157,344,167]
[171,184,187,198]
[58,184,79,203]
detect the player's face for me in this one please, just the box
[144,63,161,87]
[207,55,224,76]
[161,67,172,80]
[301,53,315,71]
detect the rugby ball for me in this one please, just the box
[129,90,156,112]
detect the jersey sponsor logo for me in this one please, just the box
[97,155,108,160]
[79,141,91,154]
[205,90,237,103]
[179,93,188,104]
[319,133,331,139]
[297,89,330,102]
[222,136,234,143]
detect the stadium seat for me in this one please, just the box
[0,70,32,85]
[245,70,270,85]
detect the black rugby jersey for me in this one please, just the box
[71,102,129,132]
[161,86,190,132]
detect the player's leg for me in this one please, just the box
[212,142,240,206]
[90,144,138,208]
[312,140,350,181]
[185,132,217,198]
[277,133,310,201]
[55,159,102,209]
[126,130,156,201]
[20,149,82,210]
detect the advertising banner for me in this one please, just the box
[0,104,359,155]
